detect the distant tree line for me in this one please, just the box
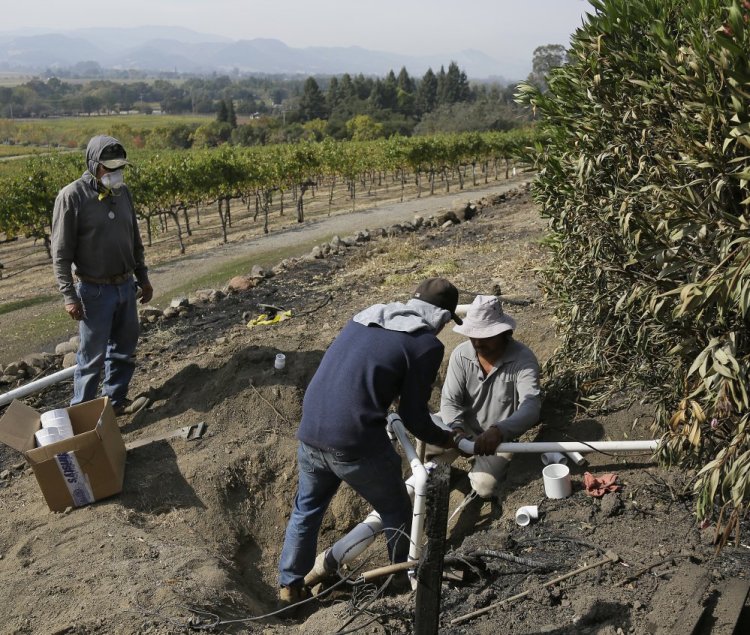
[0,62,528,146]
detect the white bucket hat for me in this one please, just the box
[453,295,516,338]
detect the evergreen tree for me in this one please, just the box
[226,98,237,128]
[216,99,229,123]
[397,66,415,93]
[416,68,438,114]
[299,77,327,121]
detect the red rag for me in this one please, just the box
[583,471,621,497]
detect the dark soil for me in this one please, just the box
[0,186,748,634]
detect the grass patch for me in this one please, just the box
[0,303,75,365]
[150,235,340,306]
[0,294,58,317]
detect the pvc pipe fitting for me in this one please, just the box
[274,353,286,370]
[543,463,572,499]
[565,451,587,466]
[541,451,567,466]
[515,505,539,527]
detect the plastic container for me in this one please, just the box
[542,463,572,499]
[40,408,74,439]
[35,428,63,447]
[274,353,286,370]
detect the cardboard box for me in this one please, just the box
[0,397,126,512]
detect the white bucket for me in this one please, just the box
[543,463,572,499]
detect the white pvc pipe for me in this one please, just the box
[457,439,659,455]
[565,451,587,466]
[388,413,428,570]
[303,414,430,589]
[0,365,77,408]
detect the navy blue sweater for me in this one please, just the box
[298,320,452,457]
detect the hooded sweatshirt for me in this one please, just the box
[297,299,453,457]
[51,135,149,305]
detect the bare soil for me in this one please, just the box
[0,186,748,634]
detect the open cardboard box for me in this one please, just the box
[0,397,126,512]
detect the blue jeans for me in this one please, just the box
[278,441,412,588]
[72,278,140,408]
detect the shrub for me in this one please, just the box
[519,0,750,544]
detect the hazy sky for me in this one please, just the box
[2,0,590,72]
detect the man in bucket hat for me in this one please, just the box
[438,294,541,504]
[277,278,464,607]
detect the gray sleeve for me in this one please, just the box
[126,188,149,284]
[495,361,541,439]
[440,348,468,429]
[51,188,79,305]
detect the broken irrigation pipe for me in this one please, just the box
[0,365,77,408]
[451,550,620,625]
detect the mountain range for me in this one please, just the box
[0,26,513,81]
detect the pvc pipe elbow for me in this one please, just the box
[541,451,567,466]
[515,505,539,527]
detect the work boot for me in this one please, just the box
[277,584,309,610]
[113,395,150,417]
[303,548,337,587]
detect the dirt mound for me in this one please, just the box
[1,188,748,634]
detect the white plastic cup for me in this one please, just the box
[515,505,539,527]
[543,463,572,499]
[274,353,286,370]
[35,428,63,447]
[541,451,568,466]
[41,408,71,428]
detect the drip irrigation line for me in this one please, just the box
[295,293,333,317]
[469,548,550,569]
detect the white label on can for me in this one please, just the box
[54,452,95,507]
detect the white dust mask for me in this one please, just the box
[100,169,125,191]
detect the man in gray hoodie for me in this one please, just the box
[51,135,152,414]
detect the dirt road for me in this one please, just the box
[145,175,531,298]
[0,175,530,366]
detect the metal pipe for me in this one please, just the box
[0,366,77,408]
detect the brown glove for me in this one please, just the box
[473,426,503,456]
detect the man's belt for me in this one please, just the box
[76,271,133,285]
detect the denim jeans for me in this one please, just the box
[278,441,412,588]
[72,278,139,408]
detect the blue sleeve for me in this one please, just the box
[398,344,452,446]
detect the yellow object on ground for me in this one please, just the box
[247,310,292,328]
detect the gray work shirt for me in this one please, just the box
[51,174,148,305]
[440,339,541,440]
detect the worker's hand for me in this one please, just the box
[139,282,153,304]
[446,423,472,457]
[436,429,462,451]
[473,426,503,456]
[65,302,84,321]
